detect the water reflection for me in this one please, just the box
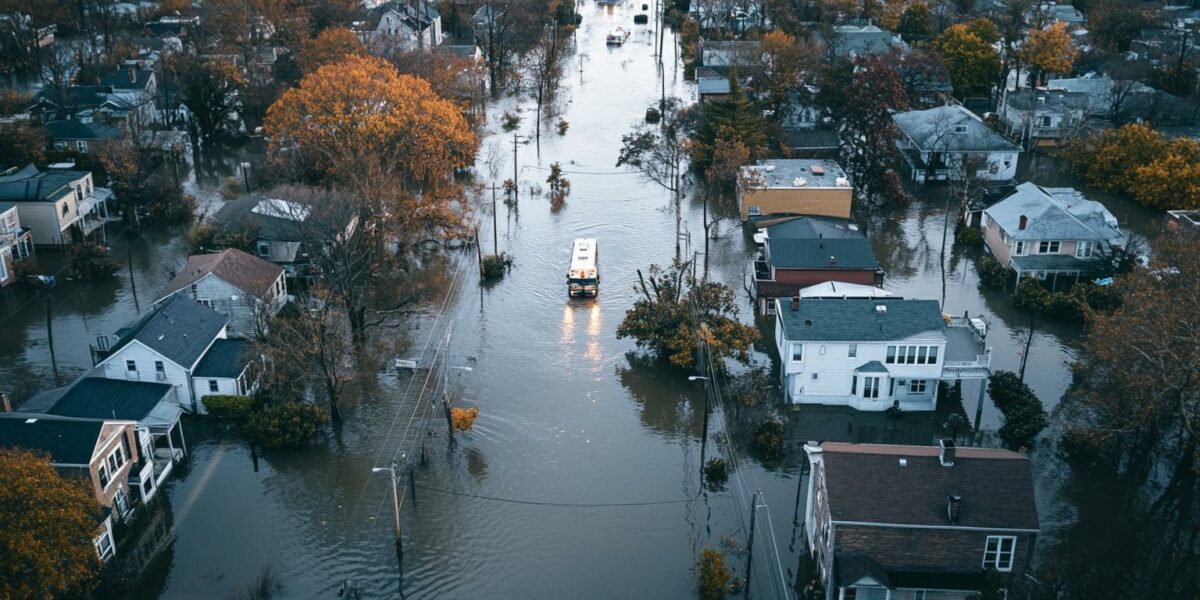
[617,353,702,440]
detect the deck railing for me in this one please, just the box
[944,354,991,370]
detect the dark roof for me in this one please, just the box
[48,378,173,421]
[193,339,253,378]
[819,442,1039,530]
[778,298,945,342]
[144,21,185,37]
[158,248,283,301]
[0,415,103,464]
[834,553,986,590]
[100,68,153,91]
[110,294,227,368]
[36,85,115,109]
[212,196,307,241]
[44,119,122,141]
[854,360,888,373]
[766,217,878,270]
[0,165,87,202]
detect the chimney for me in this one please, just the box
[939,438,956,466]
[790,295,800,311]
[1018,215,1028,230]
[0,393,11,413]
[129,66,137,83]
[947,495,962,524]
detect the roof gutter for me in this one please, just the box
[831,520,1038,534]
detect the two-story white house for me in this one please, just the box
[893,105,1022,183]
[0,202,33,286]
[156,248,287,338]
[774,295,990,411]
[981,182,1124,288]
[0,164,111,245]
[90,295,257,414]
[354,1,443,53]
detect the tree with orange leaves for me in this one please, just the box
[265,55,478,191]
[297,28,365,75]
[1021,23,1078,87]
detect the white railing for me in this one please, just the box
[944,354,991,369]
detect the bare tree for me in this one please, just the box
[616,98,690,259]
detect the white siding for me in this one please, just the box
[192,376,240,414]
[14,194,74,245]
[100,341,193,411]
[168,273,273,338]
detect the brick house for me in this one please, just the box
[803,441,1039,600]
[753,216,882,313]
[738,159,854,222]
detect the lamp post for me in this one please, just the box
[240,161,252,193]
[35,275,59,383]
[372,463,403,562]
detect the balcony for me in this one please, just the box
[942,317,991,377]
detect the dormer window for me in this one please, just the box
[953,125,967,133]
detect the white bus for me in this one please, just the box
[567,238,600,297]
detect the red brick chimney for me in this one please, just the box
[1018,215,1028,230]
[790,295,800,311]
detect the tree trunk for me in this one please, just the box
[1019,312,1035,382]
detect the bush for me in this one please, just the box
[556,119,569,135]
[698,547,732,600]
[955,226,982,246]
[68,242,121,279]
[703,457,729,488]
[450,406,479,431]
[243,401,329,449]
[753,416,786,462]
[501,110,521,131]
[1045,290,1083,320]
[203,395,254,420]
[481,253,513,280]
[976,255,1010,290]
[987,370,1047,451]
[186,221,219,252]
[146,191,197,223]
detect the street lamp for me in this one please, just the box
[372,462,403,561]
[688,374,712,474]
[240,161,252,193]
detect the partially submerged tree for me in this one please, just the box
[0,449,100,599]
[1021,23,1078,87]
[171,55,245,142]
[617,259,758,369]
[617,97,691,258]
[933,23,1000,98]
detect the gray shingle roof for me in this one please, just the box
[778,298,945,342]
[0,165,86,202]
[893,105,1020,153]
[193,339,253,378]
[984,182,1121,242]
[48,378,174,421]
[819,442,1039,530]
[854,360,889,373]
[0,415,103,464]
[212,196,306,242]
[766,217,879,270]
[110,295,227,368]
[44,119,123,141]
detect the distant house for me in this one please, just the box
[803,440,1039,600]
[981,182,1123,287]
[210,196,357,277]
[773,297,990,410]
[698,40,761,70]
[27,85,135,124]
[99,66,158,124]
[90,295,258,414]
[893,105,1021,183]
[157,248,287,337]
[354,1,443,53]
[44,119,123,154]
[0,164,111,245]
[819,24,907,58]
[0,415,142,562]
[997,88,1088,146]
[1044,75,1155,121]
[753,217,882,312]
[1167,209,1200,233]
[737,159,853,222]
[0,202,34,286]
[21,377,187,503]
[695,67,731,104]
[1033,2,1085,29]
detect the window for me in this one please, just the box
[256,241,270,257]
[918,346,928,364]
[155,360,166,380]
[114,488,129,516]
[850,376,857,395]
[107,446,125,473]
[886,346,896,364]
[1039,115,1052,127]
[863,377,880,399]
[125,360,136,373]
[190,283,198,296]
[811,373,819,380]
[1013,240,1027,256]
[983,536,1017,571]
[209,379,219,393]
[1075,241,1093,258]
[909,379,927,394]
[76,140,88,153]
[1037,241,1061,254]
[748,205,761,216]
[61,202,69,216]
[95,529,114,561]
[848,344,857,358]
[927,347,938,364]
[98,463,110,488]
[790,343,803,362]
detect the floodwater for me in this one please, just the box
[0,3,1175,598]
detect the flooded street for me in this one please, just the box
[0,4,1176,599]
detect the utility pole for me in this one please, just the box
[126,235,139,313]
[372,464,403,563]
[441,327,455,440]
[490,183,500,255]
[37,275,59,384]
[241,161,251,193]
[745,491,761,600]
[512,132,520,205]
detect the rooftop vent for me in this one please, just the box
[810,165,825,176]
[939,438,956,466]
[792,177,807,187]
[898,458,908,467]
[875,304,887,314]
[24,418,37,424]
[835,177,850,187]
